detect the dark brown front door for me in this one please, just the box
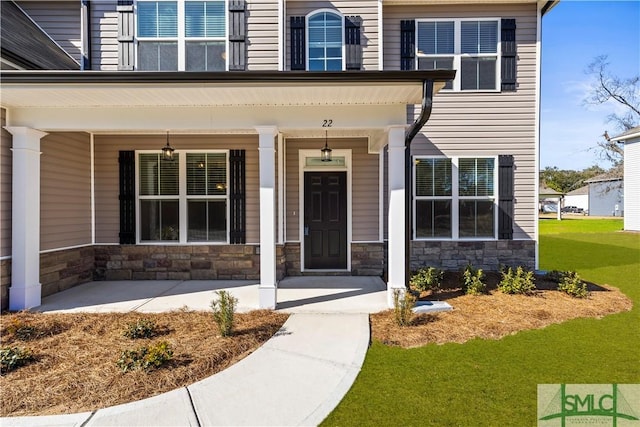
[304,171,347,269]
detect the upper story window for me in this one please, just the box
[307,11,343,71]
[137,0,226,71]
[416,19,499,91]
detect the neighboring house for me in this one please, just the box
[585,174,624,217]
[539,184,563,219]
[564,185,589,213]
[0,0,558,311]
[611,126,640,231]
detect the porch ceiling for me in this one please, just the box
[0,70,452,109]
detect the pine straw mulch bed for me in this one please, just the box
[0,310,288,417]
[372,272,633,348]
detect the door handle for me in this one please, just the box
[304,226,309,236]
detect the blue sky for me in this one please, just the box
[540,0,640,171]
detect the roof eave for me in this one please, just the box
[0,70,456,85]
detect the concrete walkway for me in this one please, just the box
[2,278,382,426]
[2,312,370,427]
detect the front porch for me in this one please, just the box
[33,276,388,314]
[1,70,455,311]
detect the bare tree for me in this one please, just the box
[584,55,640,167]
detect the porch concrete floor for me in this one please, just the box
[35,276,389,314]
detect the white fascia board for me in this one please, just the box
[7,104,408,133]
[611,132,640,143]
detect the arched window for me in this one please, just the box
[307,11,343,71]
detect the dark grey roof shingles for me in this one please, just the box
[1,1,79,70]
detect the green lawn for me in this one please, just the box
[323,219,639,426]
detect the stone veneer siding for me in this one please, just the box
[1,259,10,310]
[276,245,286,281]
[411,240,536,271]
[2,246,95,310]
[40,247,96,298]
[283,242,386,276]
[94,245,260,281]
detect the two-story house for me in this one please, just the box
[0,0,557,311]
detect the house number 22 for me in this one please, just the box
[322,119,333,127]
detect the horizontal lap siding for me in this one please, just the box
[285,138,379,242]
[16,1,82,64]
[94,135,260,244]
[90,0,118,70]
[41,133,92,251]
[1,109,11,258]
[286,0,379,70]
[385,3,538,240]
[624,141,640,230]
[247,0,279,70]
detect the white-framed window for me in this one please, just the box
[307,10,344,71]
[137,151,229,243]
[136,0,226,71]
[416,18,500,91]
[414,156,497,240]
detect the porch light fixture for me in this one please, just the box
[320,130,332,162]
[161,131,175,161]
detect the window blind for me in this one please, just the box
[186,153,227,196]
[461,21,497,54]
[415,158,452,197]
[139,153,179,196]
[137,1,177,38]
[185,1,225,38]
[417,21,454,55]
[458,158,494,197]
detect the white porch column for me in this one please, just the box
[6,127,47,310]
[256,126,278,309]
[387,126,407,307]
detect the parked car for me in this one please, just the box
[561,206,584,214]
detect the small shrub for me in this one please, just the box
[0,346,35,374]
[558,271,589,298]
[210,290,238,337]
[411,267,444,293]
[5,318,42,341]
[462,264,486,295]
[498,266,536,295]
[117,341,173,373]
[123,318,157,339]
[393,289,416,327]
[545,270,566,283]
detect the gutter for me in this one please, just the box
[0,70,456,85]
[403,79,434,288]
[541,0,559,16]
[82,0,92,70]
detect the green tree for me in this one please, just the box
[541,166,605,194]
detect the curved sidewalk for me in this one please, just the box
[2,313,369,427]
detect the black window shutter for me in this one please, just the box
[501,18,517,92]
[228,0,247,71]
[400,20,416,70]
[119,151,136,244]
[117,0,134,70]
[498,155,514,240]
[345,16,363,70]
[290,16,305,70]
[230,150,246,244]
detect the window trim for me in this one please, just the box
[415,17,501,92]
[135,0,228,71]
[135,149,230,244]
[305,9,345,71]
[413,155,499,241]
